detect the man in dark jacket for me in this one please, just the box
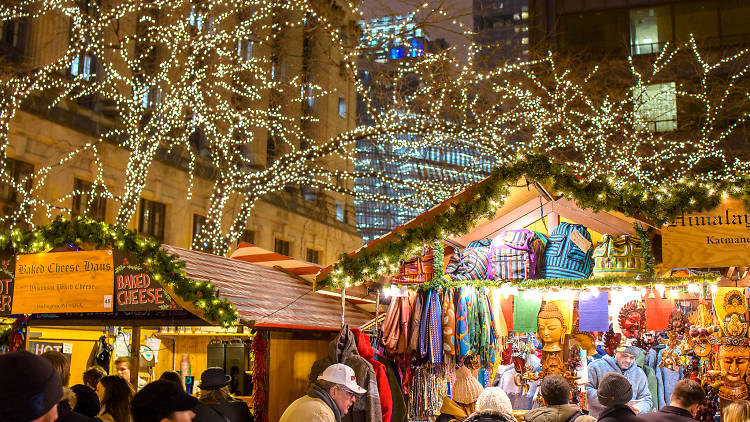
[639,379,705,422]
[524,374,595,422]
[596,373,641,422]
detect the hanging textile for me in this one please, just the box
[513,291,541,333]
[477,288,497,368]
[408,292,424,355]
[578,291,610,332]
[407,364,448,421]
[441,288,457,364]
[645,297,674,331]
[456,287,479,360]
[420,289,443,363]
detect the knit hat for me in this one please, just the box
[597,373,632,407]
[452,366,484,405]
[475,387,513,415]
[616,337,639,357]
[0,351,63,422]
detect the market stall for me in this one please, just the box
[0,217,374,422]
[315,155,750,422]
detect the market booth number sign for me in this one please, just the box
[0,249,179,316]
[663,199,750,269]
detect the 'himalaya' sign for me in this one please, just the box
[663,199,750,268]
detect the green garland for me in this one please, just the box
[634,223,656,281]
[322,153,745,289]
[0,216,237,327]
[432,241,444,283]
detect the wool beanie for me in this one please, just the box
[597,373,632,407]
[0,351,63,422]
[475,387,513,415]
[452,366,484,405]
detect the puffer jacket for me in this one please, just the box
[463,410,516,422]
[586,354,652,417]
[309,325,382,422]
[524,404,596,422]
[279,395,336,422]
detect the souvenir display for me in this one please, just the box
[592,234,645,278]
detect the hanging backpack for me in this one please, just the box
[592,234,645,278]
[542,223,594,279]
[488,229,547,280]
[445,239,491,281]
[393,246,435,284]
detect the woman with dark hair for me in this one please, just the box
[98,376,133,422]
[159,371,185,392]
[194,368,253,422]
[40,351,93,422]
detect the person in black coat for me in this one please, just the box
[194,368,253,422]
[71,366,107,418]
[596,373,641,422]
[639,379,705,422]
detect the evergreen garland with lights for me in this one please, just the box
[0,217,237,327]
[321,153,742,289]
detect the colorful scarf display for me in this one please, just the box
[420,288,443,363]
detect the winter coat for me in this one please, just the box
[656,348,684,409]
[463,410,516,422]
[586,354,652,418]
[639,405,696,422]
[279,395,336,422]
[58,389,96,422]
[595,404,641,422]
[636,349,659,411]
[71,384,100,418]
[309,325,382,422]
[377,355,406,422]
[524,404,596,422]
[435,398,470,422]
[351,328,392,422]
[194,400,253,422]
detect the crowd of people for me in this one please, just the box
[0,351,253,422]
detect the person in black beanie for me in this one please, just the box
[0,351,63,422]
[131,380,199,422]
[596,373,641,422]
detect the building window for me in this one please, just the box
[338,96,346,118]
[239,229,255,245]
[630,7,671,55]
[139,86,161,109]
[70,52,97,81]
[306,248,321,264]
[138,198,166,242]
[274,238,290,256]
[0,158,33,205]
[72,178,106,221]
[633,82,677,132]
[237,39,254,60]
[0,18,28,61]
[336,202,344,221]
[192,214,206,240]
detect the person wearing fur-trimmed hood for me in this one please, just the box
[463,387,516,422]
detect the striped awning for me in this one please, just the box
[162,245,372,331]
[229,242,322,283]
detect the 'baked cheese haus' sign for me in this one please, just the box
[662,199,750,269]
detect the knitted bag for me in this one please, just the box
[541,223,594,279]
[592,234,645,278]
[446,239,491,281]
[488,229,547,280]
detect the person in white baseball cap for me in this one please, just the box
[280,363,366,422]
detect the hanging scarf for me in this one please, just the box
[442,287,457,363]
[407,364,448,421]
[420,289,442,363]
[408,292,424,355]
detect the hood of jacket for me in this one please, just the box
[328,324,358,363]
[601,354,639,375]
[525,404,583,422]
[440,398,469,420]
[464,410,516,422]
[350,328,374,360]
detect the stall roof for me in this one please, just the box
[316,177,655,284]
[163,245,373,331]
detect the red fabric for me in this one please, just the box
[500,295,514,332]
[645,297,674,330]
[351,328,393,422]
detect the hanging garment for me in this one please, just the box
[478,289,497,368]
[456,287,479,361]
[441,288,457,363]
[351,328,393,422]
[419,289,443,363]
[309,325,383,422]
[408,292,424,356]
[377,355,407,422]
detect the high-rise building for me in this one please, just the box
[473,0,530,64]
[355,15,494,243]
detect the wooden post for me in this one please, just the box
[341,287,346,327]
[131,326,141,389]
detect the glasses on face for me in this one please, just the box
[339,387,356,398]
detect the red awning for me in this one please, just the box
[162,245,372,331]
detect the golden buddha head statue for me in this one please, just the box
[538,302,566,352]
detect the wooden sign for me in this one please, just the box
[663,199,750,269]
[28,341,73,362]
[12,250,114,314]
[0,252,14,316]
[114,250,179,312]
